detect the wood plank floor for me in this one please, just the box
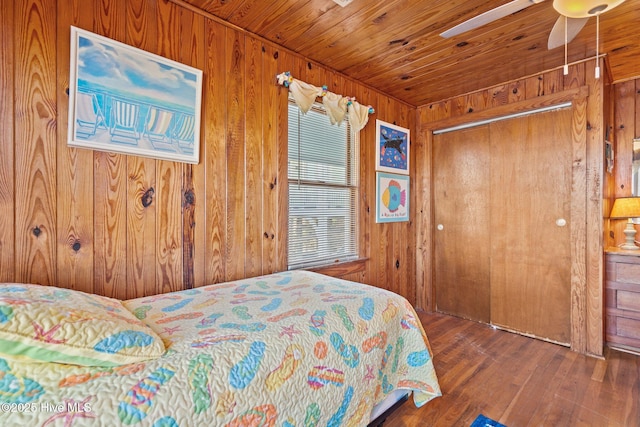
[384,311,640,427]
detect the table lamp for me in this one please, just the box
[610,197,640,250]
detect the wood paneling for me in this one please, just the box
[92,0,127,299]
[156,0,184,296]
[203,18,227,286]
[0,0,15,282]
[0,0,418,306]
[125,0,158,299]
[94,152,128,299]
[15,0,58,286]
[611,79,640,248]
[244,35,263,279]
[178,0,640,107]
[224,29,246,282]
[180,6,206,289]
[261,42,281,276]
[587,61,609,358]
[417,61,605,356]
[57,0,96,294]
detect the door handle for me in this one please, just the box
[556,218,567,227]
[437,224,444,231]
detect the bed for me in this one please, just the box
[0,270,441,426]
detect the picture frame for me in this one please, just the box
[68,26,203,164]
[376,172,409,223]
[375,119,410,175]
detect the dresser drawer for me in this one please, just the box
[616,263,640,284]
[617,317,640,340]
[605,250,640,352]
[618,290,640,312]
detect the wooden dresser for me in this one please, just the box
[605,248,640,354]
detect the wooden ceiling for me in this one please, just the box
[178,0,640,107]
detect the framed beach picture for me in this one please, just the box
[375,120,410,175]
[67,26,203,164]
[376,172,409,223]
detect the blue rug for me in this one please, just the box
[470,414,507,427]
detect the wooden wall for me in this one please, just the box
[609,77,640,246]
[415,60,608,357]
[0,0,417,304]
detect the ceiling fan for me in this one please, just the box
[440,0,627,50]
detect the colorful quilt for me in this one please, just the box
[0,270,441,426]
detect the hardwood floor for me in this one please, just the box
[384,311,640,427]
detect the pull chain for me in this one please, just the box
[595,14,600,79]
[563,16,568,75]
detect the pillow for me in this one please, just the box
[0,283,165,367]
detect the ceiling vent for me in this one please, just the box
[332,0,354,7]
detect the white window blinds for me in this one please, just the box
[287,100,359,269]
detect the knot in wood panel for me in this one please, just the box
[184,189,195,206]
[141,187,155,208]
[373,12,387,24]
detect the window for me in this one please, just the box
[287,100,359,269]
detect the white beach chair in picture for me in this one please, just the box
[74,91,106,139]
[109,99,141,145]
[171,113,196,154]
[143,107,175,152]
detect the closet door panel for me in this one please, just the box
[489,108,572,343]
[433,126,491,323]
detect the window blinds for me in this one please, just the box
[287,101,359,269]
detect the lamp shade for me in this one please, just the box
[610,197,640,219]
[553,0,626,18]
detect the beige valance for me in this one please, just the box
[276,71,374,132]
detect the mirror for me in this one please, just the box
[634,139,640,196]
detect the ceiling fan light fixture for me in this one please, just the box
[552,0,626,18]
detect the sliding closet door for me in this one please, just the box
[489,108,572,344]
[433,126,491,323]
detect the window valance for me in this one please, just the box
[276,71,374,132]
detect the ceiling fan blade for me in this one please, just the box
[440,0,545,39]
[547,15,589,50]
